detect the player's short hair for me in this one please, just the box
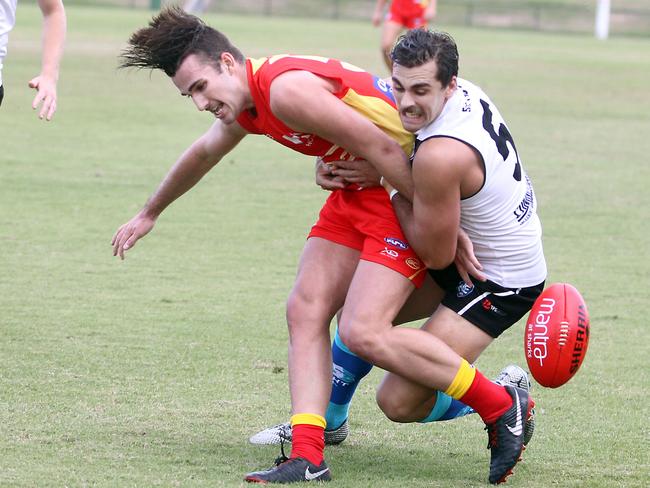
[391,29,459,87]
[119,6,244,77]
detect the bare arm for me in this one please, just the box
[389,138,473,269]
[269,70,414,200]
[31,0,66,120]
[111,121,247,259]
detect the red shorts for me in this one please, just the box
[387,2,427,29]
[308,187,426,287]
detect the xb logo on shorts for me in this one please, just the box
[384,237,409,250]
[456,281,474,298]
[380,247,399,259]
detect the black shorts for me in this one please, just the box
[0,84,4,107]
[428,265,544,338]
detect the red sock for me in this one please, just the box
[290,424,324,465]
[460,370,513,423]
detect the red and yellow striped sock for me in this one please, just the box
[290,413,326,465]
[445,359,512,424]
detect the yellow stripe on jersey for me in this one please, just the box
[248,57,267,75]
[341,88,414,156]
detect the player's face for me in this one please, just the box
[172,53,248,124]
[391,60,457,133]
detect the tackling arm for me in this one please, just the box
[390,138,466,269]
[269,70,414,200]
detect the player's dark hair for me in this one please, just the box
[391,29,459,87]
[119,6,244,77]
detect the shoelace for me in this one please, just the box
[273,437,290,466]
[278,424,291,441]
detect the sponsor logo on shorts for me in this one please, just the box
[384,237,409,250]
[482,298,506,316]
[405,257,421,270]
[456,281,474,298]
[380,247,399,260]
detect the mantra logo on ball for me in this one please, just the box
[526,297,555,367]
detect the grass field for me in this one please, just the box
[1,5,649,487]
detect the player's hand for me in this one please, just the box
[454,228,486,286]
[329,159,381,188]
[315,157,347,191]
[111,212,157,260]
[28,74,58,121]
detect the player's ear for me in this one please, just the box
[220,52,235,72]
[445,76,457,98]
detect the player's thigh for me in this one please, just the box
[394,272,443,325]
[337,259,414,343]
[423,305,494,363]
[289,237,361,323]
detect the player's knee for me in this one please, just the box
[337,323,386,364]
[285,289,311,330]
[376,387,412,422]
[285,287,332,333]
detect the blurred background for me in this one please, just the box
[57,0,650,37]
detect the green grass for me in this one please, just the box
[1,4,649,487]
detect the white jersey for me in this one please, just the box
[0,0,18,85]
[415,78,546,288]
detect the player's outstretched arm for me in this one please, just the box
[30,0,66,121]
[111,121,247,259]
[269,70,414,200]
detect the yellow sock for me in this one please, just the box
[444,359,476,400]
[291,413,326,429]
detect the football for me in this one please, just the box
[524,283,590,388]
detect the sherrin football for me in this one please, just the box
[524,283,590,388]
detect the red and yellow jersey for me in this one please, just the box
[236,55,413,164]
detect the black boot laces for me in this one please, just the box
[273,437,290,466]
